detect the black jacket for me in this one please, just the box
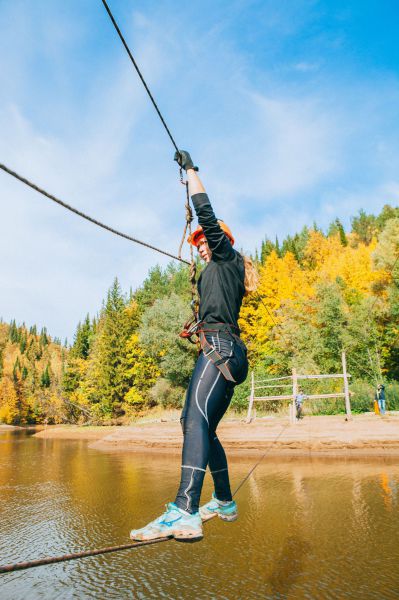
[191,193,245,335]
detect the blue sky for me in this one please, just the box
[1,0,399,340]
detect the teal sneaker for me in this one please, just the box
[199,493,238,522]
[130,503,203,543]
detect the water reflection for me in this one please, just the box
[0,430,398,599]
[269,535,311,599]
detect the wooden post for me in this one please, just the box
[291,367,298,424]
[342,351,352,420]
[246,371,255,423]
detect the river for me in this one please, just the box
[0,428,398,599]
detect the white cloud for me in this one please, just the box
[293,62,320,72]
[1,1,399,338]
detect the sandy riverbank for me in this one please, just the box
[32,413,399,456]
[33,425,116,440]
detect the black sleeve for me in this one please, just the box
[191,192,235,262]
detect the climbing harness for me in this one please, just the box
[198,329,236,383]
[179,315,201,343]
[180,319,239,382]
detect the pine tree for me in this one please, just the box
[82,279,138,415]
[351,210,376,245]
[41,364,51,388]
[260,238,277,263]
[328,218,348,246]
[40,327,49,346]
[19,332,27,354]
[9,320,18,343]
[13,357,21,382]
[71,315,92,359]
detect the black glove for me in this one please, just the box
[174,150,199,172]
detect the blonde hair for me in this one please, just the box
[243,255,259,295]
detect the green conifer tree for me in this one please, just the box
[82,279,138,415]
[40,327,49,346]
[41,364,51,388]
[71,315,92,359]
[328,218,348,246]
[9,320,18,343]
[351,210,376,245]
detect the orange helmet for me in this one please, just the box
[188,220,235,247]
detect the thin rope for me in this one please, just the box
[0,163,189,265]
[0,538,170,574]
[0,423,289,574]
[100,0,179,153]
[177,172,198,313]
[101,0,279,323]
[232,423,289,497]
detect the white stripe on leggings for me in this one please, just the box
[204,370,221,424]
[184,467,194,512]
[195,358,211,424]
[181,465,206,472]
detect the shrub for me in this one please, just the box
[149,378,185,409]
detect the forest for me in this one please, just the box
[1,204,398,424]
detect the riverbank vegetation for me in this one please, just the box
[1,204,398,424]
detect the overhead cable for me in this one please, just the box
[0,163,189,265]
[100,0,180,153]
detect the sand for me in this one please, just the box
[32,413,399,456]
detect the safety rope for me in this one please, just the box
[100,0,179,154]
[177,171,198,315]
[0,423,289,574]
[0,163,189,266]
[101,0,197,294]
[1,1,191,268]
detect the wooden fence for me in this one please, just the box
[246,351,352,423]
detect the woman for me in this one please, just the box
[130,150,256,542]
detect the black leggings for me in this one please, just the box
[175,334,248,514]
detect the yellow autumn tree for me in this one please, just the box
[240,250,313,360]
[123,333,160,411]
[0,377,19,424]
[304,232,381,300]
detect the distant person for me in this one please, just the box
[375,384,386,415]
[295,390,307,420]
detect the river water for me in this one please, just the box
[0,428,398,600]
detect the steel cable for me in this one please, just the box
[0,163,189,265]
[0,423,289,574]
[100,0,180,153]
